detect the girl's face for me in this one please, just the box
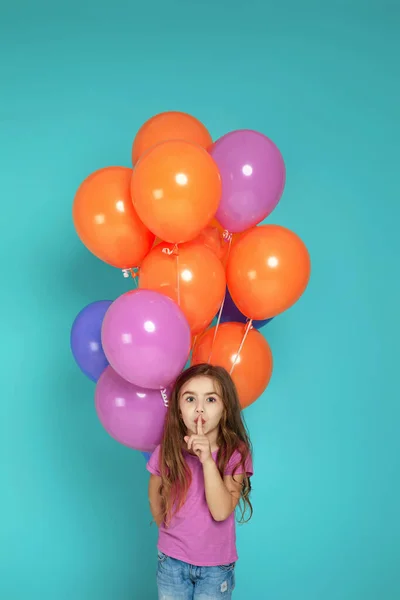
[179,375,224,437]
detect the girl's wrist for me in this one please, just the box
[202,456,216,469]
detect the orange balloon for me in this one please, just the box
[156,222,228,264]
[132,111,212,165]
[209,217,226,235]
[227,225,311,320]
[139,241,226,335]
[193,226,224,260]
[191,325,210,351]
[73,167,155,269]
[192,322,273,408]
[131,140,221,244]
[208,218,244,266]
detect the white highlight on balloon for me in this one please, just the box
[267,256,279,268]
[153,188,164,200]
[181,269,193,282]
[144,320,156,333]
[175,173,188,186]
[242,164,253,176]
[230,353,241,365]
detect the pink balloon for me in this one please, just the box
[101,289,191,389]
[211,130,286,233]
[95,366,169,452]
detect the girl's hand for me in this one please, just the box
[184,418,212,465]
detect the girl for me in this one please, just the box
[147,363,253,600]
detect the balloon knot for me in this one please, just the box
[130,268,138,279]
[222,230,232,242]
[162,245,179,256]
[160,388,169,407]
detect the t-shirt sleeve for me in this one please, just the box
[146,445,161,477]
[224,448,253,477]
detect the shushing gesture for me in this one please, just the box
[184,417,212,465]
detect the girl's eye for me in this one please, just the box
[186,396,195,403]
[206,397,217,403]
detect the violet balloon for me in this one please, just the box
[70,300,112,382]
[95,367,169,452]
[101,289,191,389]
[221,289,273,329]
[211,130,286,233]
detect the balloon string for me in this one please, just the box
[207,234,233,364]
[130,268,139,288]
[174,244,181,307]
[230,319,253,375]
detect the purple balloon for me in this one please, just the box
[101,289,191,389]
[221,289,273,329]
[70,300,112,382]
[211,130,286,233]
[95,367,169,452]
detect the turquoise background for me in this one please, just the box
[1,1,399,599]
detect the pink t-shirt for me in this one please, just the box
[147,445,253,567]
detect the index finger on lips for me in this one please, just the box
[197,417,203,435]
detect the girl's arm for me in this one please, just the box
[202,459,244,522]
[148,474,163,526]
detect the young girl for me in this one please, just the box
[147,363,253,600]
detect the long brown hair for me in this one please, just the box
[159,363,253,526]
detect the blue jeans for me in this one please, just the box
[157,551,235,600]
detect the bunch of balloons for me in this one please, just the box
[70,111,311,456]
